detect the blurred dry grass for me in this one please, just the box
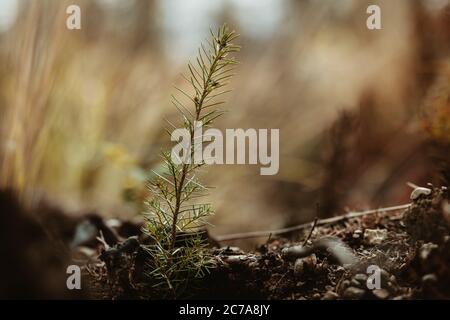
[0,0,449,247]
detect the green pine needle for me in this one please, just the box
[142,24,240,298]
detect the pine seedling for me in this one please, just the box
[143,24,240,298]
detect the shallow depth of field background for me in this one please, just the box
[0,0,449,246]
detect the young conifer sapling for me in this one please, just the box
[143,24,240,297]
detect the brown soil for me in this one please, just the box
[80,187,450,300]
[0,186,449,300]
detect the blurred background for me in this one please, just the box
[0,0,449,247]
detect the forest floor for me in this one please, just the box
[0,186,449,300]
[77,186,450,300]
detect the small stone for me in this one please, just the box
[364,229,388,245]
[322,291,339,300]
[410,187,432,200]
[353,229,363,239]
[354,273,368,283]
[372,289,390,300]
[422,273,438,284]
[294,254,317,275]
[420,243,438,260]
[225,246,242,253]
[343,287,366,300]
[386,282,396,290]
[223,255,248,265]
[351,279,362,288]
[380,269,390,281]
[309,253,317,266]
[294,258,305,274]
[313,293,321,299]
[341,280,350,289]
[335,266,345,272]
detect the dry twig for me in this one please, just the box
[216,203,411,242]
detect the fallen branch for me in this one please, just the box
[215,203,411,242]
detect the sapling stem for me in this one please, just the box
[143,24,240,297]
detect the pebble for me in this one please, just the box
[313,293,321,300]
[322,291,339,300]
[420,243,438,260]
[294,258,305,274]
[364,229,388,245]
[335,266,345,272]
[410,187,432,200]
[223,255,249,265]
[380,269,390,281]
[372,288,390,299]
[309,254,317,266]
[343,287,366,300]
[224,246,243,254]
[351,279,362,288]
[293,254,317,275]
[354,273,368,283]
[422,273,438,284]
[353,229,363,239]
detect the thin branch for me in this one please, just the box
[215,203,411,242]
